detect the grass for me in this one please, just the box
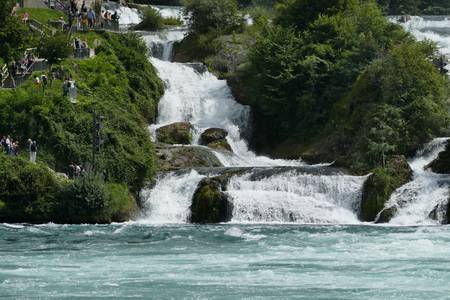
[17,8,66,24]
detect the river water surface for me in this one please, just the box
[2,223,450,299]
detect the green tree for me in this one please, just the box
[183,0,244,34]
[38,33,71,68]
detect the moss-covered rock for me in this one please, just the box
[427,140,450,174]
[155,143,222,171]
[360,155,412,222]
[156,122,193,145]
[190,176,233,224]
[200,128,232,152]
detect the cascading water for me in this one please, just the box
[378,138,450,225]
[228,169,368,224]
[139,5,368,224]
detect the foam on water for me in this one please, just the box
[112,6,142,25]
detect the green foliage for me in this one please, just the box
[183,0,244,35]
[0,32,163,195]
[162,17,183,26]
[38,33,71,66]
[0,155,64,223]
[133,7,164,31]
[352,41,449,161]
[245,0,449,168]
[0,15,37,62]
[275,0,357,31]
[0,0,15,26]
[57,173,112,223]
[360,156,412,221]
[17,8,66,24]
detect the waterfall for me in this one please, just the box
[139,171,205,223]
[228,170,367,224]
[139,6,368,224]
[379,138,450,225]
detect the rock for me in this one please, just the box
[156,122,193,145]
[427,140,450,174]
[360,155,413,222]
[155,144,223,171]
[190,177,233,224]
[199,128,232,151]
[375,205,398,223]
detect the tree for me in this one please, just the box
[183,0,244,34]
[38,33,71,68]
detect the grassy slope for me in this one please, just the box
[18,8,66,24]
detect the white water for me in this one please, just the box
[140,171,205,224]
[113,6,142,26]
[380,138,450,225]
[391,16,450,65]
[228,171,367,224]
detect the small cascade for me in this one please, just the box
[227,170,367,224]
[140,171,205,223]
[142,30,187,61]
[379,138,450,225]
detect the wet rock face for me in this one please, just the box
[156,122,193,145]
[200,128,232,152]
[360,155,413,222]
[375,206,398,224]
[155,144,223,171]
[190,177,233,224]
[427,141,450,174]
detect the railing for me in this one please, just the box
[74,48,91,59]
[27,19,56,36]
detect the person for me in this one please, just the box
[74,38,81,49]
[11,4,19,17]
[70,0,77,15]
[68,77,77,103]
[28,139,37,163]
[5,135,12,155]
[34,76,40,89]
[41,74,48,92]
[21,11,29,23]
[87,8,95,29]
[81,10,88,31]
[12,141,20,156]
[63,79,69,96]
[112,11,119,22]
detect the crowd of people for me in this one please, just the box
[1,136,37,163]
[68,0,119,31]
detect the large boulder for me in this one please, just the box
[156,122,193,145]
[427,140,450,174]
[375,205,398,224]
[155,144,222,171]
[200,128,232,152]
[360,156,413,222]
[190,176,233,224]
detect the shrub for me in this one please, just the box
[57,173,112,223]
[183,0,244,35]
[133,7,163,31]
[38,33,71,67]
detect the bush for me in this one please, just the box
[133,7,163,31]
[0,155,64,223]
[39,33,71,66]
[56,173,112,223]
[183,0,244,35]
